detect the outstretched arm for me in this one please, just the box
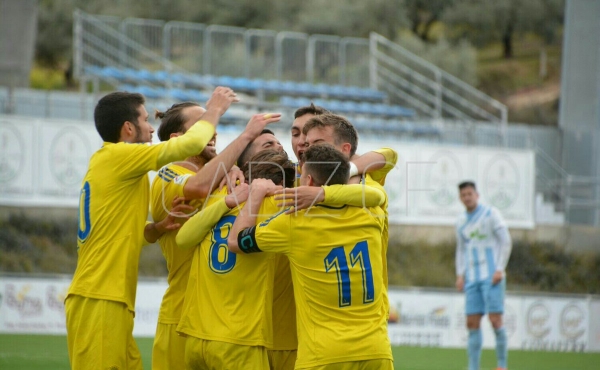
[144,197,194,244]
[156,86,238,168]
[273,184,385,214]
[176,184,250,249]
[183,113,282,200]
[353,148,398,185]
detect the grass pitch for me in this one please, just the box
[0,334,598,370]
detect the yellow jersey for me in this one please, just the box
[177,188,285,347]
[150,163,203,324]
[240,204,392,368]
[272,151,396,352]
[270,183,386,351]
[68,120,215,311]
[271,253,298,350]
[364,147,396,317]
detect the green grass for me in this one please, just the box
[1,334,599,370]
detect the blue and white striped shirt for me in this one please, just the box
[455,204,512,282]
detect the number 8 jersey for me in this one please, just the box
[176,187,282,348]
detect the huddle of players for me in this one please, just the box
[66,86,398,370]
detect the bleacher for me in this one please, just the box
[72,11,510,139]
[85,66,415,120]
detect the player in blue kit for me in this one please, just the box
[455,181,512,370]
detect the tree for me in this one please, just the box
[293,0,409,39]
[404,0,455,42]
[443,0,564,59]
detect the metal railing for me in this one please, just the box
[73,10,211,92]
[74,11,505,125]
[533,144,600,226]
[369,32,508,126]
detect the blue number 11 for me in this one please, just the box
[324,241,374,307]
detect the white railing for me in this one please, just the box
[369,32,508,126]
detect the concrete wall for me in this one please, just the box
[559,0,600,225]
[0,0,38,88]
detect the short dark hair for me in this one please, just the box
[156,102,201,141]
[302,113,358,157]
[302,143,350,186]
[294,103,330,119]
[458,181,477,191]
[94,92,145,143]
[237,129,276,166]
[241,149,296,188]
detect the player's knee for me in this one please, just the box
[466,315,482,329]
[489,314,503,329]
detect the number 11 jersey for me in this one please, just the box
[244,204,392,369]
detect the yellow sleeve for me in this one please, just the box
[252,206,291,254]
[150,167,190,222]
[368,148,398,186]
[322,184,385,207]
[110,120,215,179]
[156,120,215,167]
[176,196,231,250]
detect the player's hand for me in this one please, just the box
[156,197,195,233]
[205,86,239,116]
[492,271,503,285]
[274,186,324,214]
[242,113,282,139]
[250,178,282,196]
[225,183,249,208]
[220,165,245,194]
[455,276,464,292]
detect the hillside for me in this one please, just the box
[477,40,562,125]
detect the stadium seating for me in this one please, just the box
[86,66,388,102]
[278,96,415,118]
[86,65,421,121]
[118,84,210,102]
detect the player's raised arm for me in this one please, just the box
[182,113,282,200]
[352,147,398,185]
[274,184,385,212]
[155,87,238,168]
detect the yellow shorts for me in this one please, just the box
[303,359,393,370]
[152,322,186,370]
[185,337,269,370]
[268,349,297,370]
[65,295,142,370]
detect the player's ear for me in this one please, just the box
[341,143,352,156]
[307,174,315,187]
[120,121,135,140]
[170,132,182,139]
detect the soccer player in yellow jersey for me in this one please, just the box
[150,103,283,370]
[299,113,396,319]
[175,150,295,370]
[65,87,238,370]
[228,144,393,370]
[174,147,385,370]
[270,109,397,370]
